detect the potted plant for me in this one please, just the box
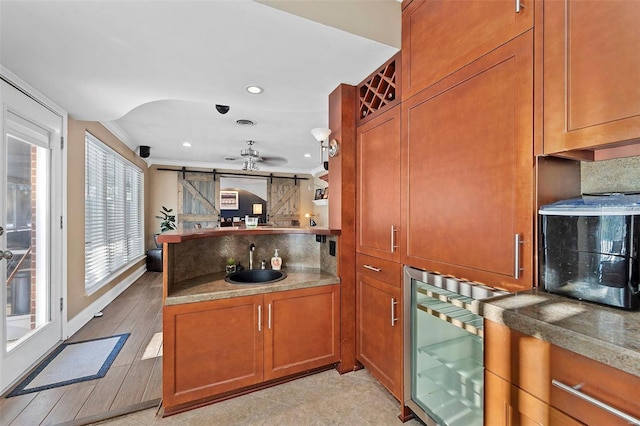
[226,257,236,274]
[154,206,177,248]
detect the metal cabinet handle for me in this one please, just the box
[258,305,262,332]
[516,0,523,13]
[268,303,272,330]
[391,298,398,327]
[363,264,382,272]
[514,234,523,279]
[390,226,398,253]
[552,380,640,425]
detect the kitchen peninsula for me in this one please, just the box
[157,227,342,415]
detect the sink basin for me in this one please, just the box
[225,269,287,284]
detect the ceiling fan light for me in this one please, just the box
[311,127,331,142]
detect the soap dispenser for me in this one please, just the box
[271,249,282,270]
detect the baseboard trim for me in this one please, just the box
[56,398,162,426]
[66,266,147,338]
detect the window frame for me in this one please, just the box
[84,131,144,294]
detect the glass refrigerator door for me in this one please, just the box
[411,278,484,426]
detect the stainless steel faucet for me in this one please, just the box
[249,243,255,269]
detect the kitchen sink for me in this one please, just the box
[225,269,287,284]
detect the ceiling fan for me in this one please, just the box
[225,141,287,171]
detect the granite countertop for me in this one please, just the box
[483,289,640,377]
[165,267,340,306]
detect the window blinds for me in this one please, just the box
[85,132,144,292]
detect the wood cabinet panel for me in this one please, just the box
[356,106,401,262]
[402,0,533,99]
[356,270,402,398]
[550,344,640,425]
[264,285,340,381]
[544,0,640,154]
[486,320,640,425]
[163,295,263,408]
[401,32,534,291]
[356,253,402,287]
[485,320,551,402]
[163,286,340,412]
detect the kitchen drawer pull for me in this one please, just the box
[391,298,398,327]
[268,303,272,330]
[258,305,262,332]
[552,379,640,425]
[363,264,382,272]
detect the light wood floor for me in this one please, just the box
[0,271,163,426]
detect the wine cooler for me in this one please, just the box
[403,266,507,426]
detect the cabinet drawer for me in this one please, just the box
[550,345,640,425]
[356,254,401,286]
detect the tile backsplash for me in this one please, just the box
[581,156,640,194]
[171,233,336,282]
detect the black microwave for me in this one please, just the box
[539,193,640,310]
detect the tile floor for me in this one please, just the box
[95,369,424,426]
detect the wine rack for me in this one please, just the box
[357,52,401,125]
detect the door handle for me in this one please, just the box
[391,298,398,327]
[257,305,262,332]
[0,250,13,260]
[514,234,523,279]
[390,226,398,253]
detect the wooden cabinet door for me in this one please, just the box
[544,0,640,154]
[485,371,583,426]
[163,295,263,409]
[356,106,401,262]
[401,32,534,292]
[263,285,340,381]
[356,270,402,398]
[402,0,533,99]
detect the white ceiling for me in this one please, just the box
[0,0,400,174]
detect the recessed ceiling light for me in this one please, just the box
[304,154,312,158]
[246,85,263,94]
[182,142,192,147]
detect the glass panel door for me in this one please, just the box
[1,80,63,392]
[411,278,484,426]
[5,133,50,347]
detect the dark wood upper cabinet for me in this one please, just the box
[402,0,533,99]
[544,0,640,157]
[401,31,534,292]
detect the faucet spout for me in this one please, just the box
[249,243,256,269]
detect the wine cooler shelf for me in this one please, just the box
[416,282,484,337]
[415,335,483,426]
